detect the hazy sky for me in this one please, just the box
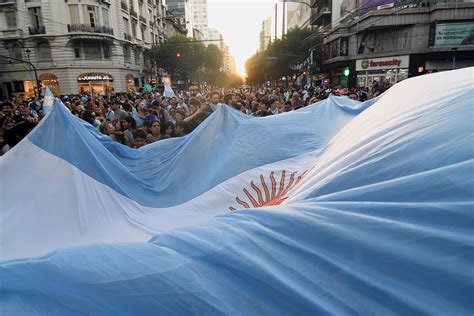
[207,0,278,76]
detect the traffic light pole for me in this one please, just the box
[0,54,41,98]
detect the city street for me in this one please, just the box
[0,1,473,315]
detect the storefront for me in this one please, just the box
[125,74,137,92]
[40,73,60,96]
[356,55,409,88]
[77,72,114,96]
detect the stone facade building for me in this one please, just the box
[0,0,186,98]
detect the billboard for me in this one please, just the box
[361,0,394,8]
[434,22,474,46]
[358,27,412,54]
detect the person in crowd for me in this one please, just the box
[161,121,175,139]
[151,100,170,125]
[146,121,162,143]
[291,92,302,109]
[223,93,239,110]
[121,116,137,147]
[82,110,97,126]
[99,121,115,136]
[110,131,125,144]
[209,90,221,111]
[174,120,188,137]
[174,109,186,122]
[132,129,147,148]
[74,104,85,118]
[0,102,19,127]
[284,100,294,112]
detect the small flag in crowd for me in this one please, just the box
[163,80,176,98]
[42,86,54,115]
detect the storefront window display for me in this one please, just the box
[77,72,114,95]
[40,73,60,96]
[356,55,410,88]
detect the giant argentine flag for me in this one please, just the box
[0,68,473,315]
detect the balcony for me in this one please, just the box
[28,25,46,35]
[121,1,128,11]
[311,7,331,26]
[68,24,114,35]
[130,9,138,19]
[139,16,146,24]
[0,0,16,4]
[124,33,132,41]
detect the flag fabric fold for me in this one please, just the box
[0,68,473,315]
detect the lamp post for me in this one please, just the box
[25,49,38,97]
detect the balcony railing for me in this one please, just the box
[121,1,128,11]
[68,24,114,35]
[139,16,146,24]
[130,9,138,19]
[28,25,46,35]
[124,33,132,41]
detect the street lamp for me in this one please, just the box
[25,49,36,97]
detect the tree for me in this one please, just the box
[245,27,322,85]
[150,36,223,86]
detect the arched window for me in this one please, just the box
[11,44,23,60]
[37,42,52,61]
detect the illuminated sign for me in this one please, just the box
[356,55,409,71]
[77,73,114,82]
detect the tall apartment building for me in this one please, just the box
[221,42,236,74]
[191,0,209,41]
[0,0,186,98]
[259,17,272,51]
[165,0,194,37]
[286,1,312,30]
[207,28,222,49]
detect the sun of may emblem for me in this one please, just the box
[228,170,308,211]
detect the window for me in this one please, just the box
[83,42,101,60]
[131,21,137,37]
[69,5,80,24]
[83,5,99,27]
[141,27,146,41]
[28,7,43,29]
[5,10,17,28]
[103,45,111,59]
[37,42,52,61]
[123,18,130,35]
[123,46,131,63]
[102,8,109,27]
[74,47,81,58]
[134,48,140,64]
[11,44,22,60]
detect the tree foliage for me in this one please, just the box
[150,36,223,85]
[245,27,322,85]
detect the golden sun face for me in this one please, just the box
[229,170,308,211]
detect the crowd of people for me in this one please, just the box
[0,82,387,155]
